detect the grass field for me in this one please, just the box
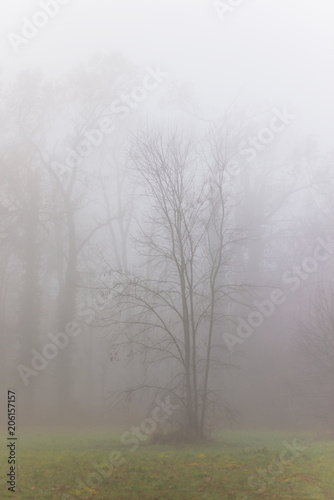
[1,429,333,499]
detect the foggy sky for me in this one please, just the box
[1,0,333,149]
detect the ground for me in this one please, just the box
[1,429,333,499]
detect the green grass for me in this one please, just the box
[1,429,333,499]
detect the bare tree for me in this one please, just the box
[101,127,240,441]
[296,280,334,429]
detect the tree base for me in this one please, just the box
[150,429,212,445]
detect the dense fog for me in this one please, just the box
[1,0,334,437]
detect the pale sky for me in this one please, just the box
[1,0,334,148]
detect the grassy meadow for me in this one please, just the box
[1,429,333,499]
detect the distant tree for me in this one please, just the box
[100,127,241,441]
[296,281,334,428]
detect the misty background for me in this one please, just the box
[0,0,334,433]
